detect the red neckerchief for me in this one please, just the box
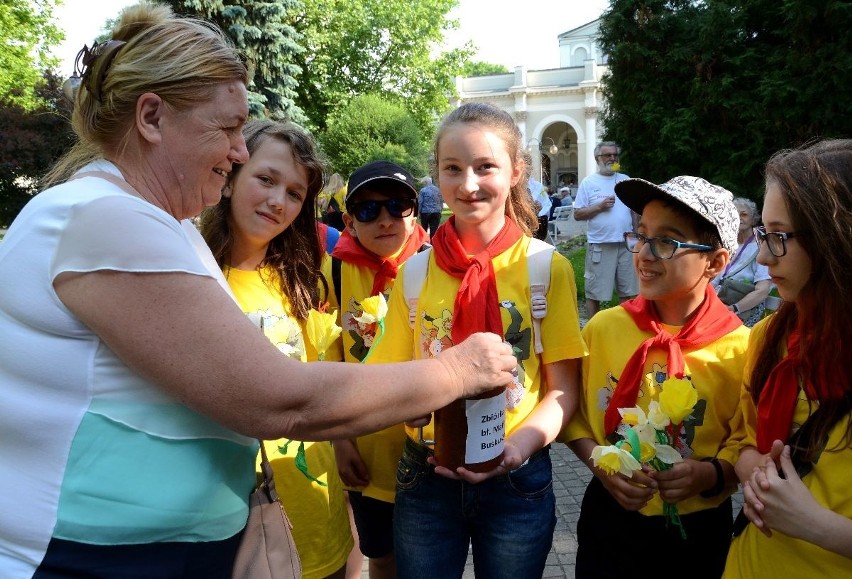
[431,216,523,343]
[604,285,742,435]
[332,224,430,296]
[756,330,846,453]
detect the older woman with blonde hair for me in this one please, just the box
[0,3,514,577]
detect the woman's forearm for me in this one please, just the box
[733,280,772,312]
[55,270,515,441]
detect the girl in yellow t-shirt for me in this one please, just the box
[366,102,587,579]
[724,139,852,577]
[201,120,351,579]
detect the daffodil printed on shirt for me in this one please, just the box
[499,300,531,409]
[247,309,305,359]
[342,292,389,361]
[419,307,454,357]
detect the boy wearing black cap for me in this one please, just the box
[331,160,430,578]
[564,176,753,578]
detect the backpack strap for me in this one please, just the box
[720,246,757,282]
[526,238,555,355]
[331,256,342,306]
[403,248,432,329]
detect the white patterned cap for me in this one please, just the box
[615,176,739,254]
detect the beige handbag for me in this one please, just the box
[233,443,302,579]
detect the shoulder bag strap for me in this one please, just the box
[721,246,757,281]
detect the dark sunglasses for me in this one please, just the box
[349,198,416,223]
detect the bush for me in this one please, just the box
[320,94,428,178]
[0,72,74,227]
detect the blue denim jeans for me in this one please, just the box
[393,438,556,579]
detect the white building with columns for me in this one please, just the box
[450,19,607,191]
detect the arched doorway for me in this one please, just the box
[540,122,577,191]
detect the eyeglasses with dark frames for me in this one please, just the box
[624,231,714,260]
[348,197,416,223]
[753,225,800,257]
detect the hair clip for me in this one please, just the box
[69,39,127,102]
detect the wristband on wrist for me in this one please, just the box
[732,303,740,314]
[700,457,725,498]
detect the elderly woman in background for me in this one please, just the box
[712,197,773,326]
[0,3,514,577]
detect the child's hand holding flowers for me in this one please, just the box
[591,377,698,538]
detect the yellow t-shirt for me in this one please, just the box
[367,236,588,446]
[563,305,752,517]
[225,265,352,579]
[336,257,408,503]
[308,254,343,362]
[724,318,852,578]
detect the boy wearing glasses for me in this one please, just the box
[564,176,753,578]
[331,160,430,578]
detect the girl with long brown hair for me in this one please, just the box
[724,139,852,576]
[201,120,352,578]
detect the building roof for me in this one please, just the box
[558,18,600,39]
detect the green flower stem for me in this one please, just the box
[359,320,384,364]
[277,440,328,487]
[295,441,327,487]
[623,427,641,462]
[664,501,687,540]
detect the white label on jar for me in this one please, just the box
[464,394,505,464]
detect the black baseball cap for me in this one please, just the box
[344,161,417,210]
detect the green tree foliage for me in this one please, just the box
[289,0,472,134]
[0,0,62,110]
[0,72,75,226]
[461,61,510,77]
[598,0,852,198]
[164,0,306,123]
[321,94,428,178]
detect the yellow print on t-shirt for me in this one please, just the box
[342,293,388,361]
[417,300,530,410]
[419,308,454,357]
[250,308,304,359]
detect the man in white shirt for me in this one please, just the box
[573,141,638,317]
